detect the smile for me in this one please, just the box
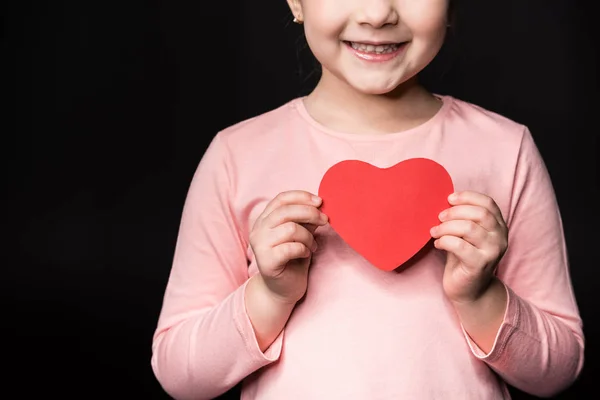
[348,42,400,54]
[344,41,407,62]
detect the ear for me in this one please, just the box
[287,0,303,22]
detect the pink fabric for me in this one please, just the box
[151,96,584,400]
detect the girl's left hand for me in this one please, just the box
[430,191,509,304]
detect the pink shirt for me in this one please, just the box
[151,96,584,399]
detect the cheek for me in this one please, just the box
[302,2,347,47]
[303,18,345,63]
[402,0,448,42]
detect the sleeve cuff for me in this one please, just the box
[233,279,284,363]
[461,281,520,362]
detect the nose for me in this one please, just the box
[355,0,399,28]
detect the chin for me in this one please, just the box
[347,78,403,96]
[356,86,397,95]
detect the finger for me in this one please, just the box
[301,223,319,235]
[448,191,504,225]
[431,220,488,248]
[258,191,322,224]
[438,205,498,232]
[434,235,482,267]
[271,242,312,266]
[271,222,318,252]
[264,204,328,229]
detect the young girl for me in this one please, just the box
[151,0,584,398]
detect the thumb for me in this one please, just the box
[445,251,460,266]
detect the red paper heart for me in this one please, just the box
[318,158,454,271]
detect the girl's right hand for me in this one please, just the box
[249,190,329,305]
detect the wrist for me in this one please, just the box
[450,277,508,353]
[449,275,495,305]
[450,277,506,313]
[249,274,298,311]
[245,275,297,352]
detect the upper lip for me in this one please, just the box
[346,40,405,45]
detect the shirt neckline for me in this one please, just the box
[291,94,453,142]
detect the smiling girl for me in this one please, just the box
[151,1,584,399]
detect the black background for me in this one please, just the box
[4,0,597,398]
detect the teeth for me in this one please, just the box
[350,42,400,54]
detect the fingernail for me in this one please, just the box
[439,211,447,220]
[448,193,458,202]
[320,213,329,223]
[430,226,437,235]
[313,196,322,204]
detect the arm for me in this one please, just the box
[451,277,507,353]
[245,274,296,352]
[151,134,285,400]
[459,127,584,397]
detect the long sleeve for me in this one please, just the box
[462,127,584,397]
[151,133,283,400]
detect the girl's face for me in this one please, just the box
[288,0,449,95]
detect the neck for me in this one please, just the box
[304,70,442,135]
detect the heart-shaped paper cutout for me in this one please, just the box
[318,158,454,271]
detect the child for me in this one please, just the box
[151,0,584,399]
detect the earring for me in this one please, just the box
[293,16,303,24]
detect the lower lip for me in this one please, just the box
[345,42,407,62]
